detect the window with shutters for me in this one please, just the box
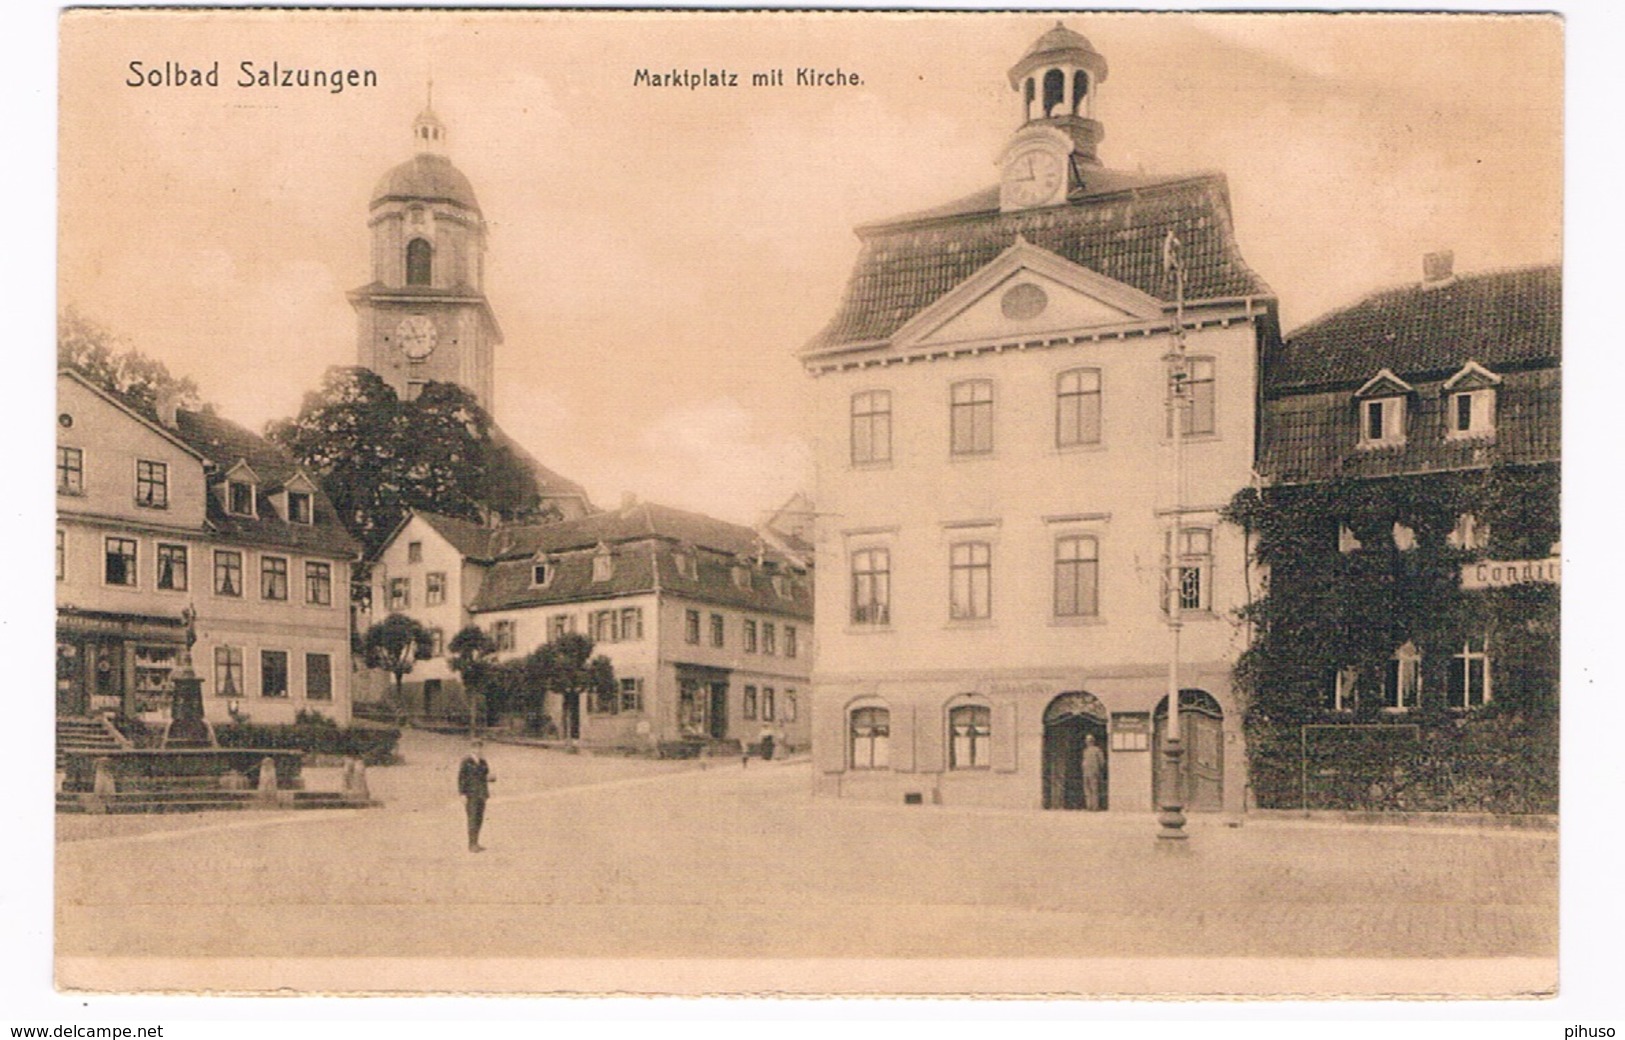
[949,704,992,770]
[850,706,890,770]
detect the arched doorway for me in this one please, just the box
[1153,689,1224,812]
[1042,692,1108,810]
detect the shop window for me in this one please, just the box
[949,704,992,770]
[850,706,890,769]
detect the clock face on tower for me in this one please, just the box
[1003,147,1065,209]
[395,315,438,360]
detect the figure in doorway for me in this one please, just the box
[457,739,495,851]
[1082,733,1106,811]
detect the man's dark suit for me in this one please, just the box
[457,752,493,851]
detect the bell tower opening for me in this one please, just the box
[405,238,432,286]
[1006,21,1110,165]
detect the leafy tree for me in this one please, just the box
[448,625,500,720]
[267,366,544,555]
[58,306,205,420]
[516,633,616,735]
[361,613,435,708]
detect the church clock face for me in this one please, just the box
[1003,147,1065,208]
[395,315,438,360]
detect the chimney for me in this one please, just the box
[155,387,182,428]
[1422,250,1455,287]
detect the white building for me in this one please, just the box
[56,369,361,727]
[801,24,1278,812]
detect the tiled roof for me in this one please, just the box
[414,509,499,561]
[371,153,480,212]
[490,426,595,511]
[1266,265,1560,395]
[1258,367,1560,484]
[467,502,814,617]
[805,171,1272,353]
[170,409,361,558]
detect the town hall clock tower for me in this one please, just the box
[349,105,500,411]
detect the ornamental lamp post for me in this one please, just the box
[1158,229,1189,845]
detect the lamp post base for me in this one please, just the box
[1157,736,1188,843]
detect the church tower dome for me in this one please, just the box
[350,97,500,411]
[1007,21,1109,164]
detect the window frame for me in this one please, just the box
[948,703,993,770]
[949,379,995,457]
[214,646,244,698]
[213,549,243,597]
[743,619,758,654]
[619,677,645,714]
[56,529,66,582]
[849,705,891,770]
[156,542,188,592]
[949,541,992,621]
[850,389,893,466]
[57,446,84,495]
[850,547,892,626]
[426,570,447,604]
[1055,367,1103,449]
[304,561,333,606]
[1053,534,1100,618]
[1449,636,1492,709]
[388,576,410,610]
[227,479,257,518]
[103,536,138,587]
[743,685,758,721]
[1167,357,1216,438]
[1360,396,1407,447]
[260,649,290,698]
[1163,527,1213,614]
[493,619,516,652]
[710,612,725,648]
[1384,642,1422,711]
[134,459,169,509]
[1447,388,1497,439]
[305,652,333,701]
[684,609,701,645]
[287,490,313,525]
[261,555,289,601]
[784,624,798,658]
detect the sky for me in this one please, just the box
[58,11,1562,526]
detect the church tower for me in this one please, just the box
[349,102,500,411]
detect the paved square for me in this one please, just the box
[56,731,1556,992]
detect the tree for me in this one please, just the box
[521,633,616,739]
[362,613,436,710]
[267,366,543,556]
[58,306,204,420]
[448,625,500,720]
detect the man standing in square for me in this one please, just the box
[458,739,495,852]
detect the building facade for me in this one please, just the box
[371,501,813,751]
[1237,258,1560,811]
[56,370,361,727]
[802,25,1277,812]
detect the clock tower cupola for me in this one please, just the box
[999,23,1109,213]
[349,97,501,411]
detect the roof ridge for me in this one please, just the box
[1284,262,1559,341]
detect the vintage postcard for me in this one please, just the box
[52,8,1562,998]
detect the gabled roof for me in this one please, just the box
[171,408,361,558]
[490,426,595,513]
[57,368,204,461]
[1266,264,1560,396]
[1353,369,1414,399]
[1442,360,1503,392]
[804,170,1273,354]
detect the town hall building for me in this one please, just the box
[802,24,1277,813]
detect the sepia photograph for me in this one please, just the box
[38,4,1581,1007]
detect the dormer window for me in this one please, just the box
[731,563,751,589]
[771,574,788,598]
[592,545,613,583]
[1354,369,1413,448]
[287,491,313,525]
[228,480,256,517]
[1447,513,1491,551]
[531,557,555,587]
[1443,361,1501,440]
[673,546,697,580]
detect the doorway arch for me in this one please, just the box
[1153,689,1224,812]
[1042,691,1108,810]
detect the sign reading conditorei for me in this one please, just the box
[1460,557,1561,589]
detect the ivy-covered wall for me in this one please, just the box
[1223,462,1559,813]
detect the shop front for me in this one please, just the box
[56,609,186,718]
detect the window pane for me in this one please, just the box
[306,654,332,699]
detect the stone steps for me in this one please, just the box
[56,789,375,815]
